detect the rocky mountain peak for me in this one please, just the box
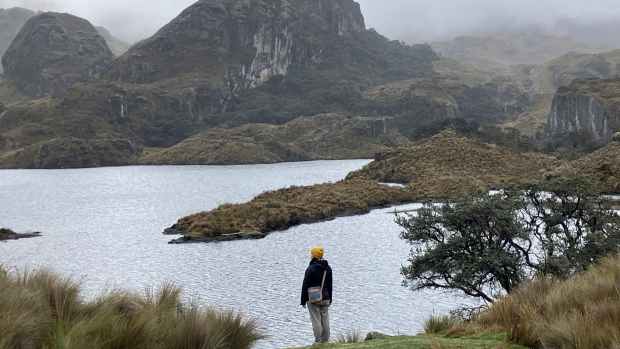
[2,12,114,97]
[107,0,376,86]
[0,7,36,74]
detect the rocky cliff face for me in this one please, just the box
[0,0,439,168]
[2,12,114,97]
[108,0,433,89]
[109,0,364,84]
[0,7,36,74]
[548,79,620,147]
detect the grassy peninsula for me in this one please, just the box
[166,179,415,243]
[166,130,620,243]
[165,131,566,243]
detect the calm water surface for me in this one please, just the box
[0,161,471,348]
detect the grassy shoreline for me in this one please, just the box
[164,131,559,243]
[295,333,529,349]
[166,131,620,244]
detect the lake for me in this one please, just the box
[0,161,471,348]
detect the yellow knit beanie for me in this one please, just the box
[310,246,324,259]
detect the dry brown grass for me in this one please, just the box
[172,179,415,240]
[348,130,562,199]
[0,267,263,349]
[477,254,620,349]
[572,141,620,193]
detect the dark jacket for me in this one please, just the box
[301,259,333,306]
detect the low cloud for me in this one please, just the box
[2,0,620,44]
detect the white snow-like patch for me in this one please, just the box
[379,182,407,188]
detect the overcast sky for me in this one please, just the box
[2,0,620,43]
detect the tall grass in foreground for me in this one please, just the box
[0,267,263,349]
[477,254,620,349]
[424,315,463,335]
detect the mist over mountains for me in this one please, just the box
[1,0,620,169]
[2,0,620,46]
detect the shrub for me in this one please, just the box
[0,267,263,349]
[398,177,620,303]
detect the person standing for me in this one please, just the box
[301,246,333,344]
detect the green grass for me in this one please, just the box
[297,333,528,349]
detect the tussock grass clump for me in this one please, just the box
[424,315,463,335]
[173,179,414,240]
[0,266,263,349]
[477,254,620,348]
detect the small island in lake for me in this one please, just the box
[0,228,41,241]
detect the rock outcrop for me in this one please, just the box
[519,50,620,95]
[108,0,435,90]
[2,12,114,97]
[366,76,529,130]
[0,7,36,74]
[547,79,620,147]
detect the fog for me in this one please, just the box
[2,0,620,44]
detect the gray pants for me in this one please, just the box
[308,302,330,343]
